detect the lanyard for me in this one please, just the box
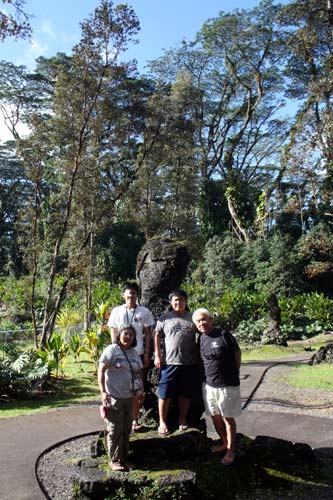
[126,306,137,326]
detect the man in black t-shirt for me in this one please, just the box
[193,308,241,466]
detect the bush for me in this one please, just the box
[214,290,267,329]
[279,292,333,328]
[0,347,49,398]
[36,332,69,377]
[233,318,267,343]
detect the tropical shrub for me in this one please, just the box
[233,318,268,343]
[82,328,110,372]
[279,293,333,327]
[37,332,69,377]
[214,290,267,328]
[68,333,86,371]
[0,347,49,397]
[55,306,83,338]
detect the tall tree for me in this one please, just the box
[16,0,156,346]
[148,0,288,242]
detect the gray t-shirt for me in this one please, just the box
[155,310,198,365]
[99,344,143,399]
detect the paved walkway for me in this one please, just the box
[1,355,333,499]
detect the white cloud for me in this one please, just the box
[40,20,57,39]
[11,38,49,69]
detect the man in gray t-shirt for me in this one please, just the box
[154,289,199,435]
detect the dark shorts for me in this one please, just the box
[158,364,197,400]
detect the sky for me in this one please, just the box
[0,0,288,142]
[0,0,284,71]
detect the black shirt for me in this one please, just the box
[200,327,240,387]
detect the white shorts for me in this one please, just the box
[203,383,242,418]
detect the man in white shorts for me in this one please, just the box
[193,308,241,466]
[108,282,154,431]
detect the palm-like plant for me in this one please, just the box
[37,332,69,377]
[55,306,83,338]
[94,301,110,322]
[82,328,110,373]
[68,333,86,371]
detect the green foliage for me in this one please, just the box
[92,281,122,311]
[104,482,190,500]
[0,346,49,398]
[239,233,303,296]
[93,301,110,323]
[68,333,86,371]
[280,293,333,325]
[95,221,145,283]
[200,233,243,294]
[215,290,267,329]
[297,223,333,289]
[234,318,268,343]
[55,306,83,337]
[37,332,69,377]
[198,179,230,239]
[82,328,110,372]
[0,0,31,42]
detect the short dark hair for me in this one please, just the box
[116,324,137,348]
[122,281,139,293]
[168,288,188,301]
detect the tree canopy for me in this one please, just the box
[1,0,333,343]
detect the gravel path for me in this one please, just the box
[246,363,333,419]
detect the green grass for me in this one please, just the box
[241,333,333,362]
[285,364,333,390]
[241,344,305,362]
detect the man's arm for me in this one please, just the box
[154,329,162,368]
[110,327,117,344]
[97,362,108,404]
[143,325,151,368]
[234,349,241,370]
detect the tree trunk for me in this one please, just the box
[226,195,251,243]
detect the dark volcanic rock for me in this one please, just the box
[136,238,190,317]
[309,343,333,365]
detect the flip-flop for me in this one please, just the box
[158,425,170,436]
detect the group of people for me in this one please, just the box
[98,282,242,472]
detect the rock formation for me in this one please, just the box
[136,238,190,317]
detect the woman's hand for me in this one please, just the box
[101,391,108,405]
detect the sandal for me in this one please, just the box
[158,425,170,436]
[221,451,235,466]
[109,460,125,471]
